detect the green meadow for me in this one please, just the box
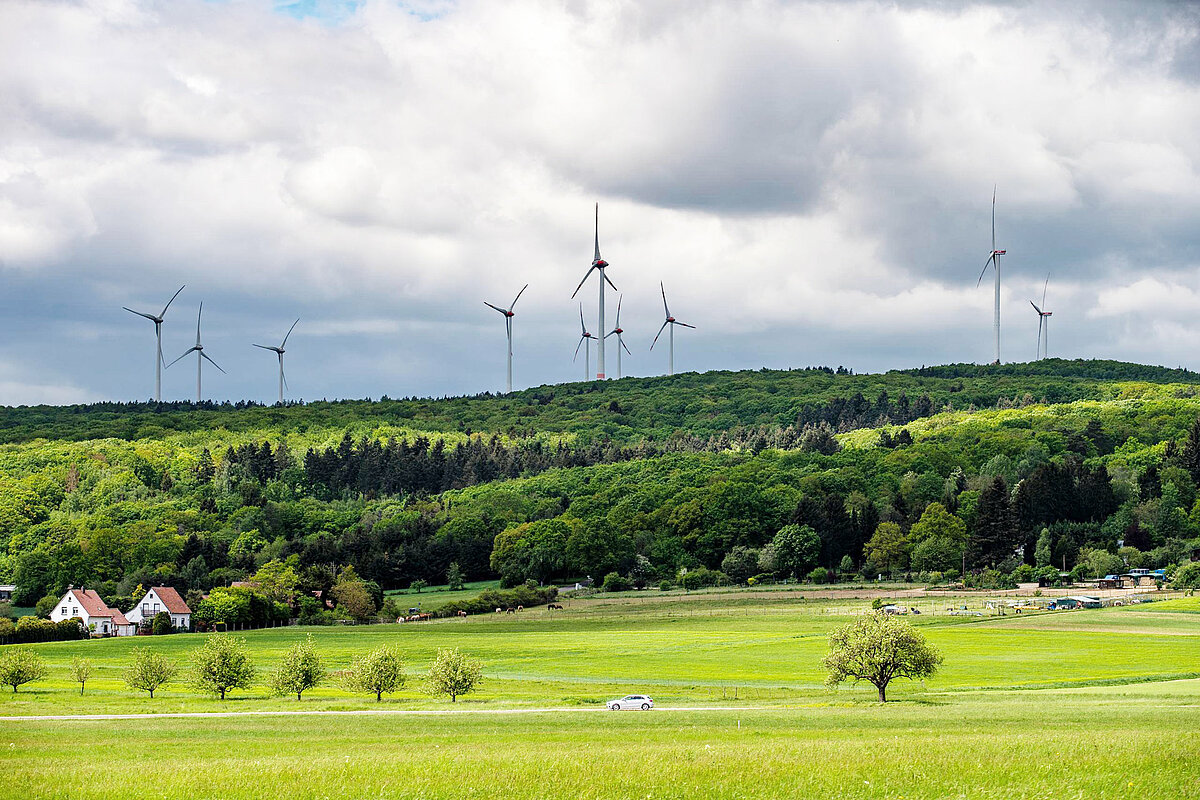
[7,592,1200,798]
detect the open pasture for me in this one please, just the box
[3,593,1199,715]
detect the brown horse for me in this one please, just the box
[458,610,468,618]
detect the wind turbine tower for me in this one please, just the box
[484,284,527,394]
[123,285,185,401]
[573,304,596,381]
[977,186,1007,364]
[651,282,695,376]
[604,295,631,379]
[571,203,616,379]
[168,302,225,403]
[253,318,299,404]
[1030,273,1052,360]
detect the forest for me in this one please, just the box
[3,359,1200,623]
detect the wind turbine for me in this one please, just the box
[1030,273,1052,360]
[484,284,528,394]
[167,302,225,403]
[604,294,632,380]
[571,203,617,380]
[650,282,694,376]
[253,318,299,404]
[573,304,595,381]
[977,186,1007,364]
[123,285,185,401]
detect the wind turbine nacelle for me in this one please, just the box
[992,250,1006,255]
[593,259,608,268]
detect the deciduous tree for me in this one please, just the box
[823,612,942,702]
[0,647,47,693]
[125,648,177,698]
[70,656,93,695]
[191,635,256,700]
[271,634,326,700]
[343,646,405,702]
[425,648,482,703]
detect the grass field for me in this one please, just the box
[7,592,1200,798]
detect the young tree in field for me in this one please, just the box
[823,612,942,702]
[70,656,93,695]
[446,562,465,591]
[425,648,483,703]
[343,646,405,702]
[191,635,256,700]
[125,648,178,698]
[271,635,326,700]
[0,647,47,693]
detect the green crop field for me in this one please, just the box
[7,592,1200,798]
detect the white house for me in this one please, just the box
[125,586,192,630]
[48,588,135,636]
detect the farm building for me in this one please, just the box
[48,588,136,636]
[125,586,192,630]
[0,585,15,602]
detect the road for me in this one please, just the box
[2,705,773,722]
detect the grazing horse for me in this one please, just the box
[458,610,468,618]
[506,607,516,614]
[516,605,523,612]
[546,603,563,611]
[495,607,503,613]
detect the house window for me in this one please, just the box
[61,607,67,616]
[72,607,78,616]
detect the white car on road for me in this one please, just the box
[606,695,653,711]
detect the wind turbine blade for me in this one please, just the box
[160,285,186,317]
[200,351,226,374]
[1041,272,1050,307]
[991,185,997,252]
[660,282,670,317]
[615,294,623,326]
[573,336,585,361]
[1030,301,1042,314]
[166,348,197,368]
[674,321,696,329]
[484,301,507,314]
[594,202,601,263]
[511,283,528,310]
[570,266,595,299]
[281,317,300,348]
[123,307,159,322]
[977,257,993,286]
[603,271,618,291]
[620,335,632,356]
[282,361,289,392]
[253,343,275,351]
[196,302,203,344]
[650,320,669,350]
[579,303,589,333]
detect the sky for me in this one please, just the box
[1,0,1199,405]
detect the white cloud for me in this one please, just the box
[0,0,1198,403]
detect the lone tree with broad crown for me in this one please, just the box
[125,648,178,698]
[271,634,326,700]
[191,634,256,700]
[823,612,942,702]
[343,645,405,702]
[425,647,483,703]
[0,647,47,693]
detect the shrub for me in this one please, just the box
[807,567,831,584]
[152,611,173,636]
[1034,565,1062,587]
[658,581,674,592]
[0,647,47,692]
[1010,564,1036,584]
[679,568,727,591]
[601,572,632,592]
[1171,561,1200,589]
[431,584,557,617]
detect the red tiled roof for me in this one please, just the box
[111,610,130,626]
[71,589,115,618]
[152,586,191,614]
